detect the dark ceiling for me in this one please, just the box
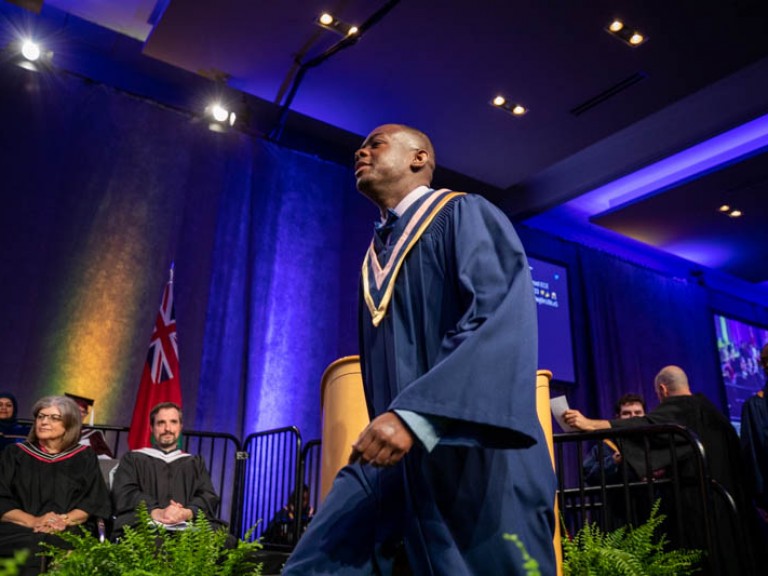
[594,148,768,284]
[7,0,768,294]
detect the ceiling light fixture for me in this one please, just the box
[605,19,648,47]
[718,204,743,218]
[8,38,54,72]
[491,95,528,117]
[315,12,359,37]
[206,102,237,132]
[21,39,40,61]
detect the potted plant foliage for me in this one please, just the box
[561,500,702,576]
[40,503,263,576]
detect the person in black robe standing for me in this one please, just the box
[741,343,768,544]
[564,365,757,575]
[111,402,223,536]
[0,395,111,576]
[283,124,556,575]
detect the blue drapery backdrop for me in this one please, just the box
[578,248,717,413]
[1,62,766,443]
[0,63,370,440]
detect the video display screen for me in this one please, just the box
[714,312,768,432]
[529,256,576,384]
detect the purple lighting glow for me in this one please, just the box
[664,240,735,269]
[525,112,768,277]
[569,112,768,217]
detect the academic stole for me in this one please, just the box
[603,439,620,454]
[362,189,465,326]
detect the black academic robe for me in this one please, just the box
[111,448,222,534]
[285,191,555,575]
[741,389,768,510]
[79,428,114,458]
[611,394,756,575]
[0,442,111,563]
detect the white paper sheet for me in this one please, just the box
[550,395,577,432]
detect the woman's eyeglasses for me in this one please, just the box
[36,412,63,422]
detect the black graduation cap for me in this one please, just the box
[65,392,96,424]
[64,392,94,409]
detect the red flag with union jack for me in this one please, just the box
[128,267,182,449]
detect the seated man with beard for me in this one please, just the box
[111,402,224,536]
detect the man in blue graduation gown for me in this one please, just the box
[283,124,556,575]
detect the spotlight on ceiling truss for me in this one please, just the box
[315,12,359,37]
[606,19,648,47]
[491,95,529,117]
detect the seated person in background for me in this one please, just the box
[111,402,224,535]
[0,392,29,451]
[583,393,646,485]
[0,396,111,575]
[64,392,114,459]
[262,484,314,546]
[564,365,757,575]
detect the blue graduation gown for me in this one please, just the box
[285,192,555,575]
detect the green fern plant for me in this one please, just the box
[503,533,541,576]
[561,500,702,576]
[40,502,263,576]
[0,550,28,576]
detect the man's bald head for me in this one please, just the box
[654,365,692,400]
[388,124,436,174]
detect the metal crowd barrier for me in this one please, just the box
[301,439,322,515]
[233,431,322,549]
[554,424,727,574]
[179,429,243,531]
[238,427,304,545]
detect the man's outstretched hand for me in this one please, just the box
[349,411,414,467]
[562,409,611,432]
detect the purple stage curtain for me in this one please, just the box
[576,249,715,416]
[0,63,370,441]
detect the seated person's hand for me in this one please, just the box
[151,503,191,525]
[32,512,68,533]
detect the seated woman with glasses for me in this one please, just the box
[0,395,111,575]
